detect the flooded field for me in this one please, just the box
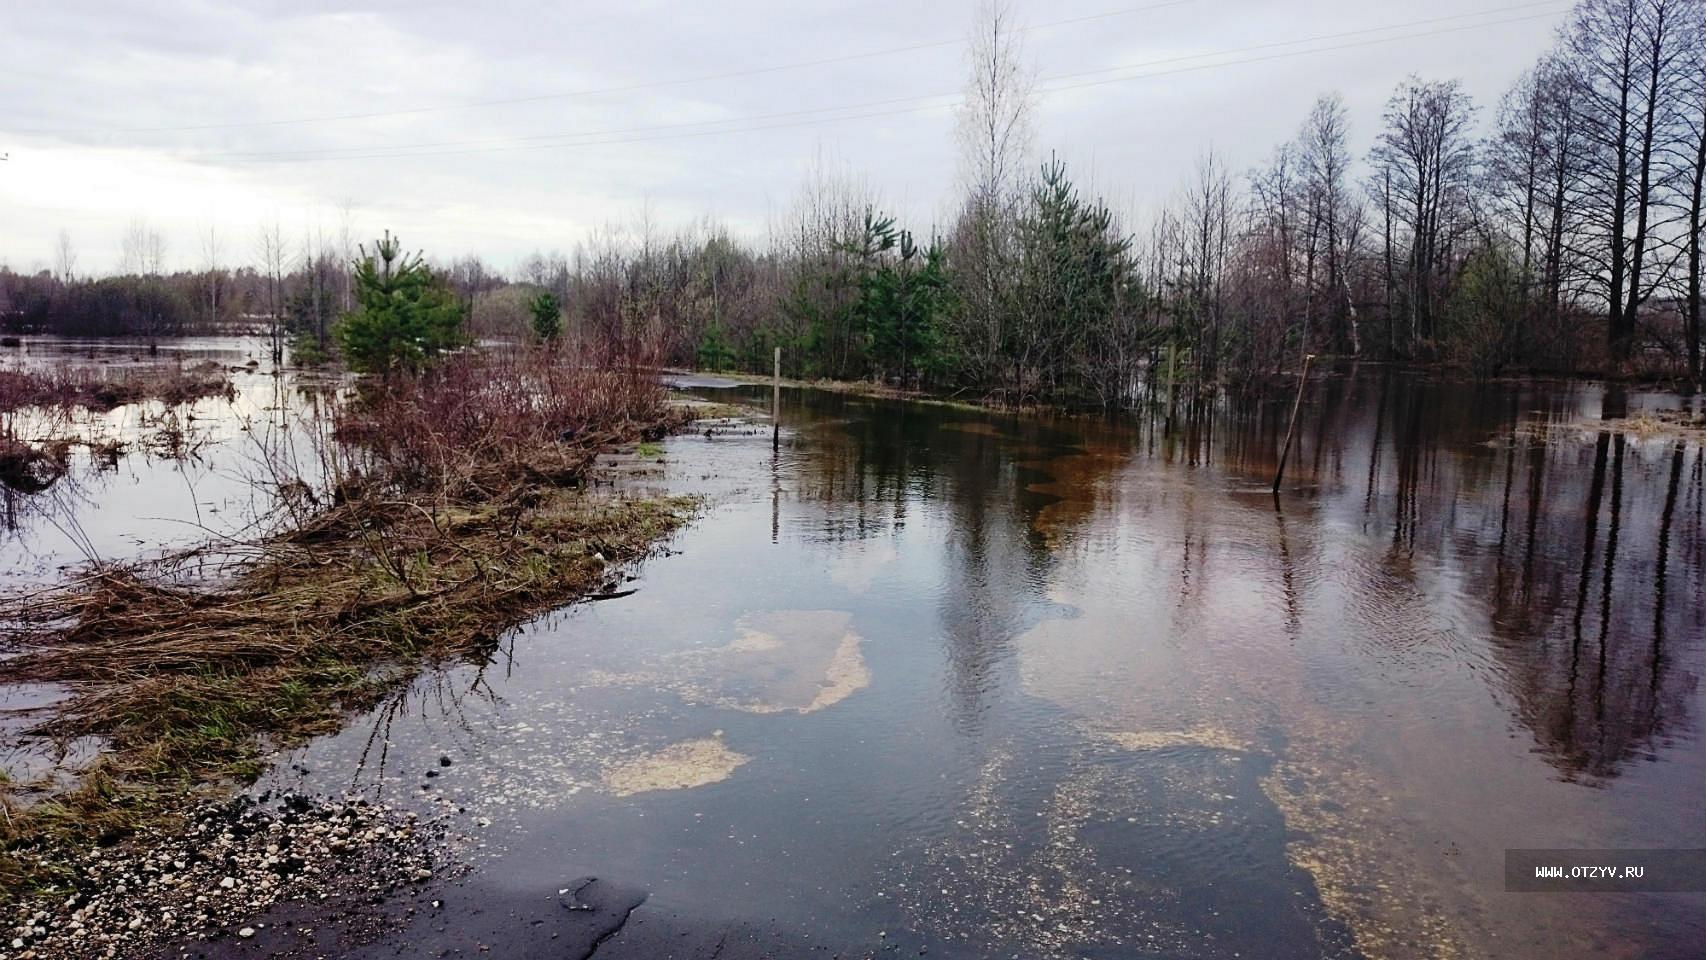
[0,337,324,591]
[264,371,1702,959]
[0,337,335,791]
[4,343,1704,958]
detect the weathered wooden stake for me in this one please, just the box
[1272,353,1315,500]
[772,346,781,451]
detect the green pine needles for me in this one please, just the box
[529,291,562,343]
[335,231,467,374]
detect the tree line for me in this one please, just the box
[3,0,1702,400]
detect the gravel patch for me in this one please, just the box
[4,793,446,960]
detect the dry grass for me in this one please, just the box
[339,349,687,497]
[0,347,697,897]
[0,360,234,414]
[1608,409,1706,441]
[1518,407,1706,445]
[3,493,686,767]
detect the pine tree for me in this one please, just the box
[335,231,465,374]
[866,231,951,385]
[529,291,562,342]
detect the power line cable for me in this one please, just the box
[1045,0,1563,85]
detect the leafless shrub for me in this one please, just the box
[333,346,677,499]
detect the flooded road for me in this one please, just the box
[4,342,1703,958]
[236,371,1705,959]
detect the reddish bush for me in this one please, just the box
[333,347,675,497]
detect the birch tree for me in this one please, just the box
[951,0,1035,393]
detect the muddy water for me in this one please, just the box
[241,371,1703,959]
[6,345,1701,957]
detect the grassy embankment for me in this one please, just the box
[0,349,703,898]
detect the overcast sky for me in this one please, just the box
[0,0,1573,275]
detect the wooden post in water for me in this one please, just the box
[772,346,781,452]
[1272,354,1314,500]
[1165,342,1178,412]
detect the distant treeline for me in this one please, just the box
[0,272,223,339]
[4,0,1702,401]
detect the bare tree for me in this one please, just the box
[255,220,291,366]
[1487,52,1591,366]
[118,222,142,275]
[1670,5,1706,382]
[52,230,77,284]
[1489,67,1552,286]
[201,223,224,331]
[1369,163,1400,355]
[1566,0,1692,362]
[1248,144,1303,371]
[951,0,1035,393]
[1537,54,1589,353]
[118,218,165,276]
[1182,149,1237,381]
[956,0,1034,209]
[117,219,169,348]
[1370,76,1479,355]
[337,199,358,312]
[1298,94,1356,355]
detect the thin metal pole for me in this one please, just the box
[772,346,781,452]
[1273,354,1315,501]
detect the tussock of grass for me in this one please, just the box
[0,436,72,493]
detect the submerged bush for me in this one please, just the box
[333,347,674,498]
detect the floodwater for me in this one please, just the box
[264,370,1701,960]
[0,336,325,591]
[1,336,326,781]
[4,341,1705,958]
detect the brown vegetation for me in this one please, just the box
[0,361,233,414]
[0,361,232,493]
[0,437,71,494]
[335,348,685,497]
